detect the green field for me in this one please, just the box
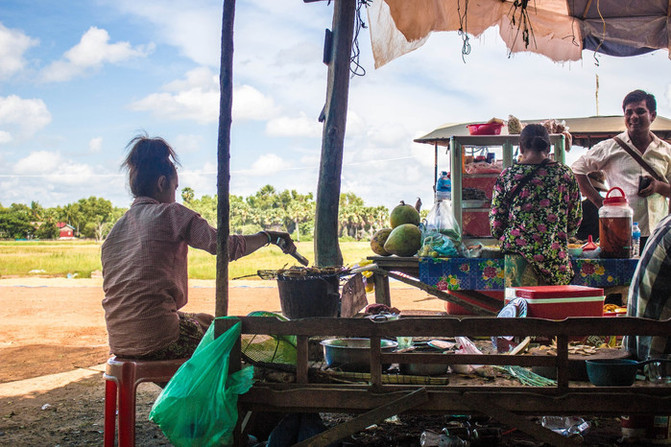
[0,240,373,279]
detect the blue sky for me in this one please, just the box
[1,0,670,211]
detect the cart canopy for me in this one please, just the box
[414,115,671,149]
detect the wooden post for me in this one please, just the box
[314,0,356,267]
[216,0,236,322]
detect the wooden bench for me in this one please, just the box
[218,316,671,447]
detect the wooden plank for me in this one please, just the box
[461,393,581,447]
[556,335,570,389]
[341,273,368,317]
[238,316,671,338]
[240,386,671,415]
[314,0,356,267]
[382,270,496,315]
[370,336,382,389]
[373,271,391,306]
[292,388,428,447]
[296,335,309,383]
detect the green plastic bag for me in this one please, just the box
[149,317,254,447]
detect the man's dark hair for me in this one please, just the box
[623,89,657,114]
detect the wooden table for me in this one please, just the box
[367,256,639,315]
[222,316,671,447]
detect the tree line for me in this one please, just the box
[0,185,391,242]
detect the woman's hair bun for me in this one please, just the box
[520,124,550,152]
[122,134,180,198]
[124,135,179,168]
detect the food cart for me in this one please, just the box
[367,126,638,314]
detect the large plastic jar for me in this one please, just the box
[599,187,633,258]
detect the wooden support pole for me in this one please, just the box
[314,0,356,267]
[215,0,236,321]
[293,388,429,447]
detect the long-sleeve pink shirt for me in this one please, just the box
[101,197,245,357]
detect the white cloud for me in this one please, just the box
[0,131,12,144]
[12,150,100,187]
[130,67,279,123]
[89,137,103,153]
[129,67,219,123]
[177,161,218,198]
[0,95,51,140]
[266,112,321,138]
[249,153,291,175]
[13,151,61,174]
[109,0,222,67]
[0,22,39,79]
[233,85,279,121]
[173,134,203,154]
[41,27,153,82]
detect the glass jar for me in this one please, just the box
[599,187,633,258]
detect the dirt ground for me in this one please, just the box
[0,277,629,446]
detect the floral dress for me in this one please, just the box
[489,162,582,285]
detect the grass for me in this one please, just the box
[0,240,373,279]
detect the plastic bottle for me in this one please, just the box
[632,222,641,258]
[541,416,590,438]
[599,187,633,258]
[436,171,451,201]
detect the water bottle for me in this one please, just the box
[436,171,451,201]
[632,222,641,258]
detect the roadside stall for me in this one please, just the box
[203,2,671,447]
[367,119,650,315]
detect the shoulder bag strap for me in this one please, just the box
[613,136,667,184]
[502,158,551,205]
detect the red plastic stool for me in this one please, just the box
[103,356,187,447]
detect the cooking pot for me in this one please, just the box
[397,343,448,376]
[585,358,671,386]
[321,338,397,372]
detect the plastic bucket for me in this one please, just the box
[277,273,340,319]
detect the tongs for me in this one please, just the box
[274,237,309,266]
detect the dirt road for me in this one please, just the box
[0,277,442,384]
[0,277,443,446]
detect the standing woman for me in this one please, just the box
[489,124,582,287]
[102,135,297,361]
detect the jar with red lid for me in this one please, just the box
[599,187,633,258]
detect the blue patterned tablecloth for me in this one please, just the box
[419,257,639,291]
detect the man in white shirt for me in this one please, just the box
[571,90,671,243]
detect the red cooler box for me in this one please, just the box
[505,285,605,319]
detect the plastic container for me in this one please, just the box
[541,416,590,438]
[599,187,633,258]
[467,122,503,135]
[505,285,605,319]
[436,171,452,201]
[632,222,641,258]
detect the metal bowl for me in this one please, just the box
[321,338,397,372]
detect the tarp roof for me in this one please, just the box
[367,0,671,68]
[414,115,671,148]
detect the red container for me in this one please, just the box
[462,175,497,199]
[462,209,491,237]
[467,122,503,135]
[505,285,605,319]
[445,290,504,315]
